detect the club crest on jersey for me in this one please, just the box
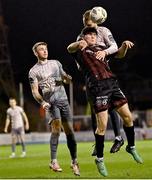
[43,77,56,93]
[96,96,108,106]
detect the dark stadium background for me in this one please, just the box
[0,0,152,131]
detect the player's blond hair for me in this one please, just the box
[32,42,47,53]
[82,10,91,25]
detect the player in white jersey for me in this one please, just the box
[4,98,29,158]
[28,42,80,176]
[79,10,118,56]
[78,9,131,155]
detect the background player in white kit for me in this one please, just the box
[4,97,29,158]
[28,42,80,176]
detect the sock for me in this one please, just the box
[21,141,26,152]
[52,159,57,163]
[12,143,16,153]
[66,133,77,161]
[95,134,104,158]
[72,158,78,164]
[50,132,60,160]
[123,125,135,147]
[96,157,104,162]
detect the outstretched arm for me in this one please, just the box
[67,40,88,53]
[115,40,134,59]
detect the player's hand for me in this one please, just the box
[122,41,134,49]
[41,101,51,110]
[63,74,72,84]
[78,40,88,51]
[95,50,106,61]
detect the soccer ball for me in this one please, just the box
[90,6,107,24]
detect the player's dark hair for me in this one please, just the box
[81,27,98,35]
[9,97,16,100]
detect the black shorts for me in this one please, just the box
[86,77,127,113]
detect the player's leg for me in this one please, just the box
[85,78,108,176]
[62,121,77,161]
[49,119,62,172]
[46,106,62,172]
[109,110,124,153]
[94,110,108,177]
[61,100,80,176]
[62,121,80,176]
[117,103,143,163]
[19,127,26,157]
[10,130,16,158]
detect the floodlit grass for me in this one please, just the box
[0,140,152,179]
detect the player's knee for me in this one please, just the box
[51,119,61,133]
[95,127,106,135]
[12,135,16,143]
[96,117,107,135]
[123,113,133,126]
[20,136,25,142]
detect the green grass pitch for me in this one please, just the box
[0,140,152,179]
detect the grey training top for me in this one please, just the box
[7,106,24,129]
[28,60,68,103]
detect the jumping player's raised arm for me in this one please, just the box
[115,40,134,59]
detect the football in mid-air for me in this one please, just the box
[90,6,107,24]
